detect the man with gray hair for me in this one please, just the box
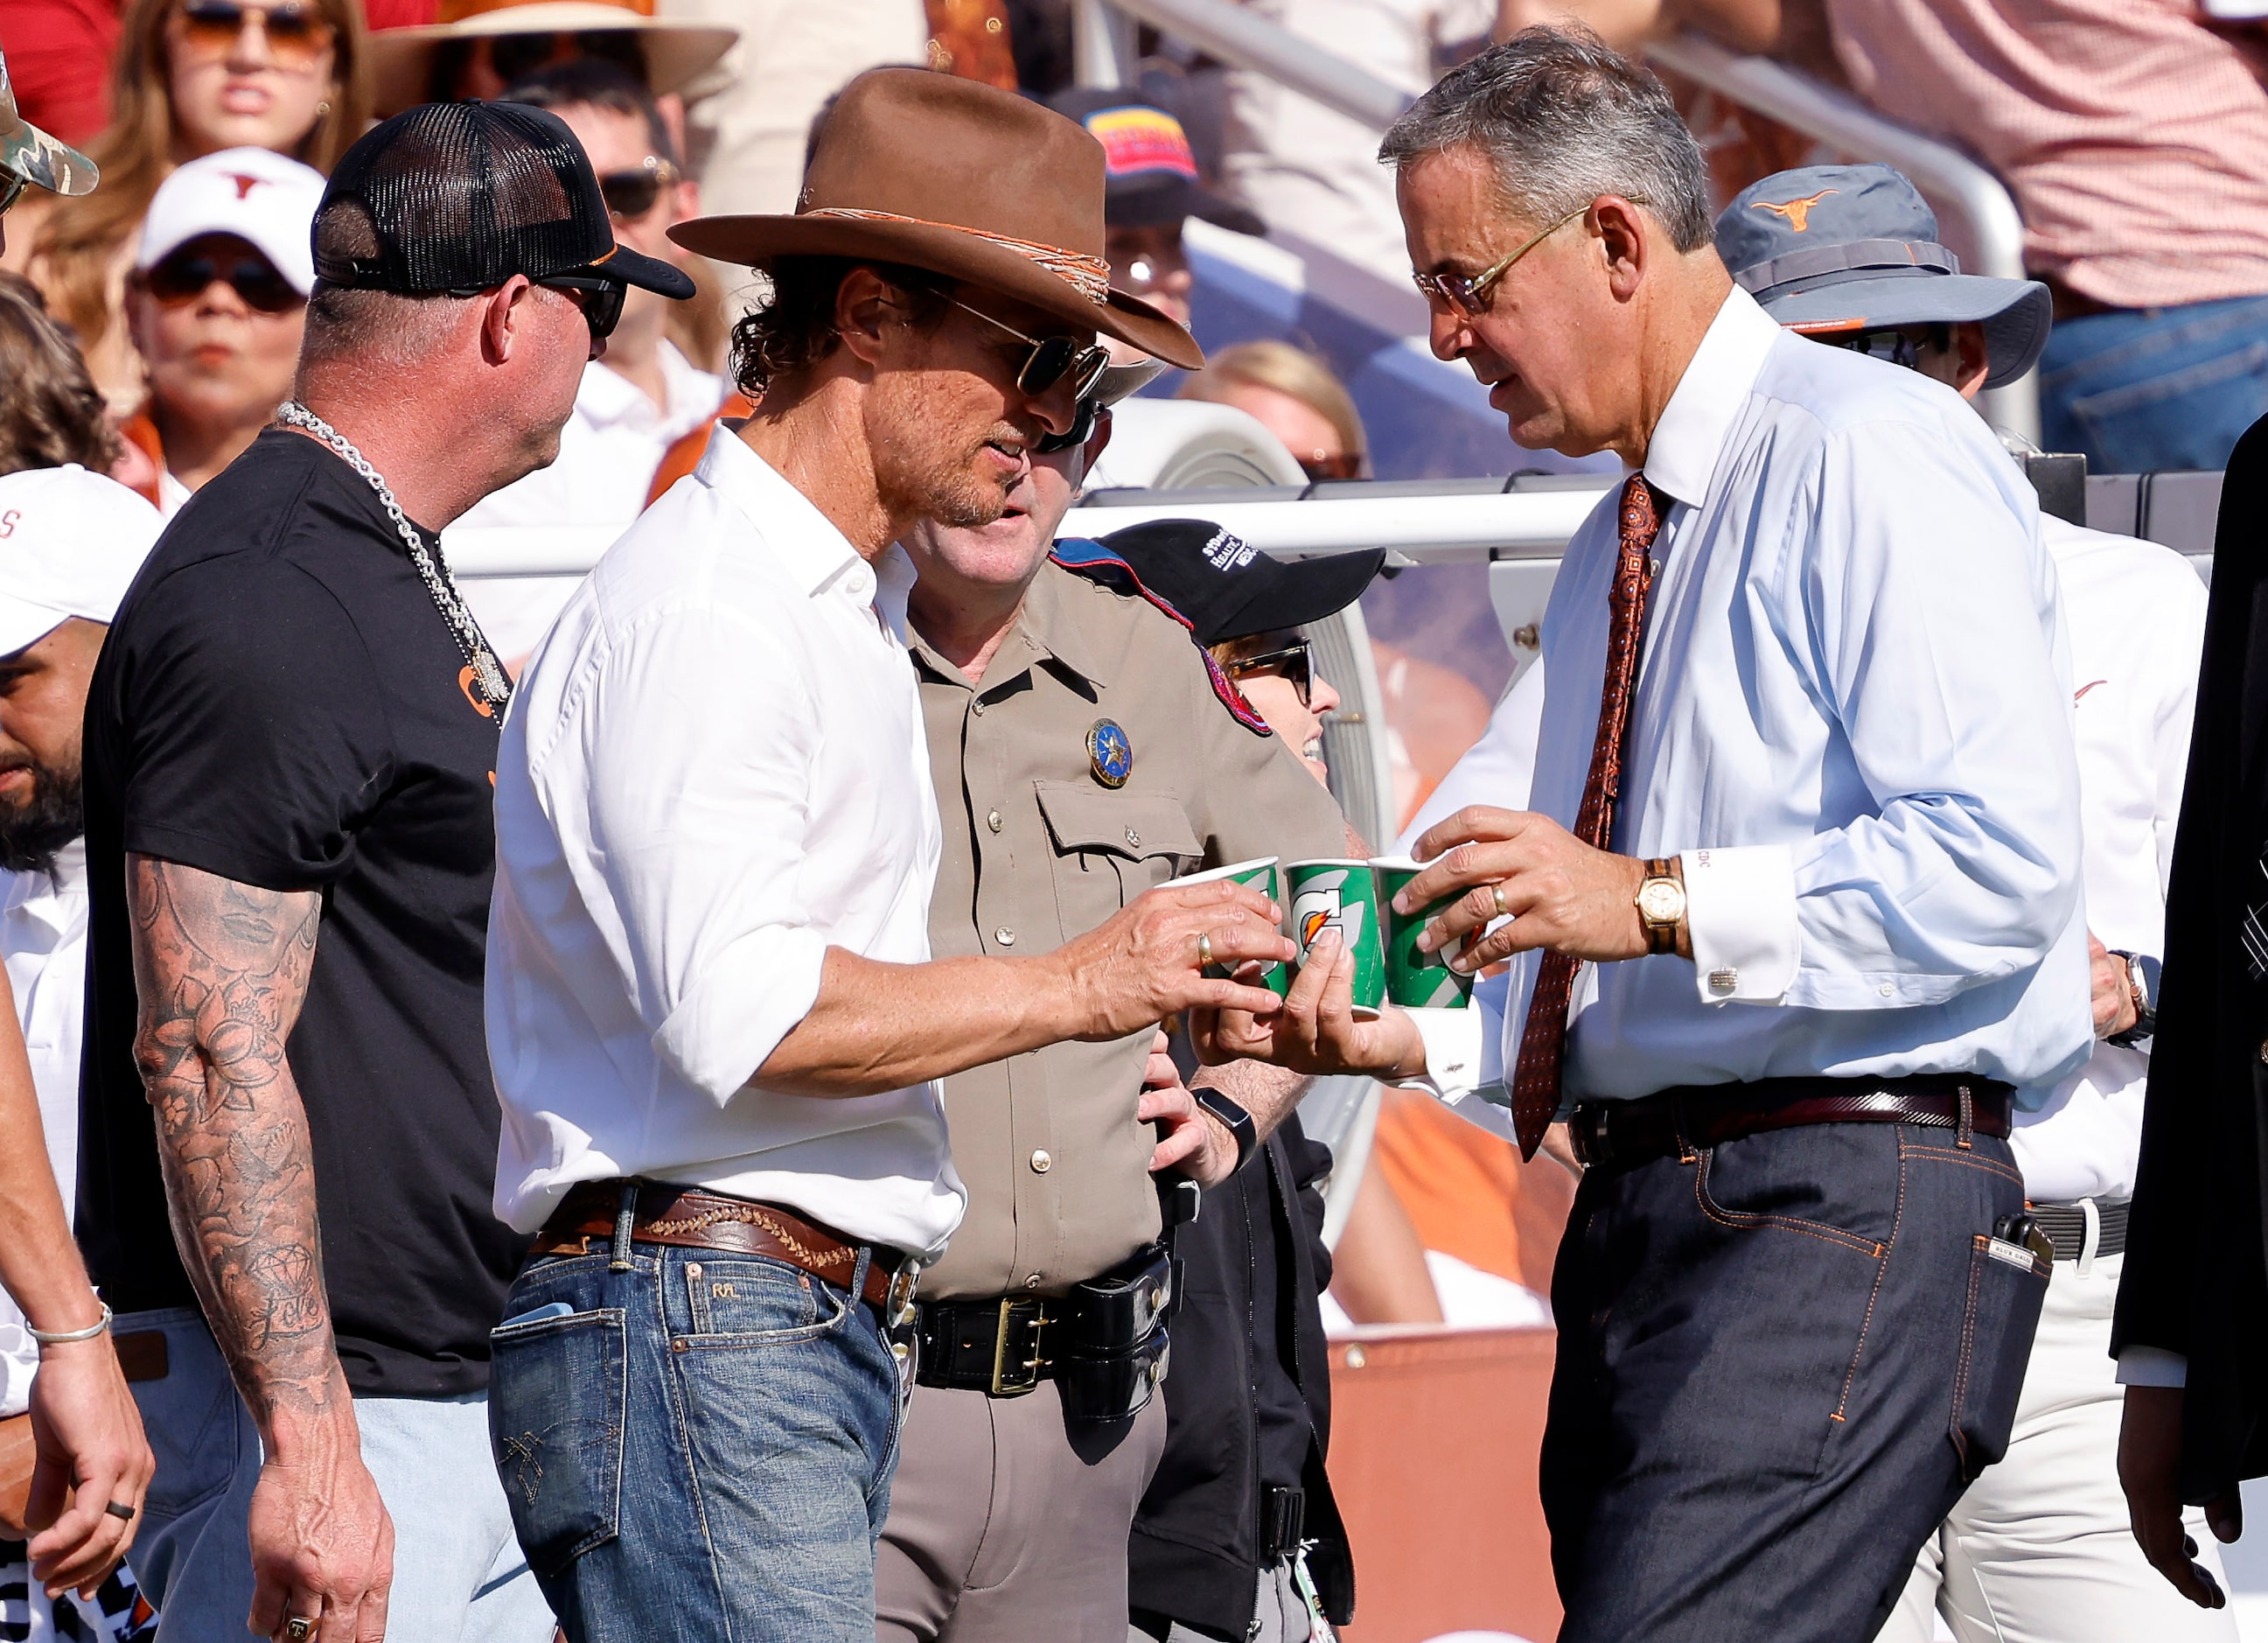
[1203,29,2093,1640]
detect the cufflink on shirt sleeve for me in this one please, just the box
[1679,845,1798,1005]
[1398,1005,1487,1105]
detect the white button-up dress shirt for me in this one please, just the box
[1517,286,2092,1105]
[0,842,89,1417]
[2012,517,2205,1200]
[487,427,966,1255]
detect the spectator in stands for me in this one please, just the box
[1713,159,2233,1643]
[0,32,94,264]
[1049,89,1264,332]
[119,146,318,515]
[364,0,736,118]
[1180,339,1365,480]
[1825,0,2268,472]
[0,274,117,477]
[0,465,166,1641]
[452,58,720,661]
[7,0,366,410]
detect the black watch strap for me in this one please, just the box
[2107,948,2157,1047]
[1190,1086,1257,1174]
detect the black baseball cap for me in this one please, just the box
[311,100,695,299]
[1100,519,1383,646]
[1048,89,1264,237]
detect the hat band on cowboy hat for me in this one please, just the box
[801,206,1112,304]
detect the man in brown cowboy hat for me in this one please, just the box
[483,67,1288,1643]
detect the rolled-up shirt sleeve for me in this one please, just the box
[1737,423,2083,1013]
[534,601,828,1104]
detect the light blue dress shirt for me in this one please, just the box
[1506,286,2092,1108]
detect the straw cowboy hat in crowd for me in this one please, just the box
[367,0,737,117]
[670,68,1205,372]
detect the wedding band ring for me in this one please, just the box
[103,1500,134,1521]
[1491,884,1509,919]
[285,1619,317,1642]
[1197,932,1214,968]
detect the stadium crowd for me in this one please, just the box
[0,2,2263,1642]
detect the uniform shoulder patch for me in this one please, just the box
[1049,538,1273,737]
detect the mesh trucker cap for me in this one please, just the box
[312,100,694,298]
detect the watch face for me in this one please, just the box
[1637,878,1685,924]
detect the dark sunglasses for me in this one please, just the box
[176,0,333,64]
[1225,639,1315,708]
[145,248,304,312]
[0,173,27,217]
[490,27,646,84]
[946,296,1109,402]
[538,274,626,342]
[1300,451,1362,483]
[1820,325,1952,371]
[597,157,680,223]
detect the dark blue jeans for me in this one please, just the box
[486,1240,908,1643]
[2038,294,2268,473]
[1541,1121,2044,1643]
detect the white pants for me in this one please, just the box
[1882,1250,2238,1643]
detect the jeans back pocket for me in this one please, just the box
[488,1306,627,1577]
[1950,1234,2049,1480]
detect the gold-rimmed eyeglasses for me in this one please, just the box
[1411,200,1620,320]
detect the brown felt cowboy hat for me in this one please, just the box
[669,68,1204,371]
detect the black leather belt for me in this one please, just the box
[916,1296,1064,1396]
[1569,1074,2014,1171]
[914,1242,1178,1418]
[2032,1198,2128,1261]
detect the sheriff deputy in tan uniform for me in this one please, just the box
[876,390,1372,1642]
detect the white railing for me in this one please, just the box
[1069,0,2041,443]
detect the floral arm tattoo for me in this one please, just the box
[126,855,343,1432]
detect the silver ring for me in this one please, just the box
[1490,884,1509,919]
[285,1619,317,1643]
[1197,931,1215,968]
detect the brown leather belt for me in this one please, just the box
[1568,1074,2013,1172]
[531,1179,917,1317]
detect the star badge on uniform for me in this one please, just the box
[1086,718,1134,788]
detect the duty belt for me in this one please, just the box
[1568,1074,2014,1172]
[914,1241,1177,1419]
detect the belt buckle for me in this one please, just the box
[989,1297,1050,1397]
[1572,1106,1607,1169]
[884,1259,921,1331]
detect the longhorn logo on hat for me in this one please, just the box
[227,172,265,199]
[1751,189,1837,233]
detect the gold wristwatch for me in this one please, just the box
[1635,857,1686,956]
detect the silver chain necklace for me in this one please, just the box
[274,401,513,714]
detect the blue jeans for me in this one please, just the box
[2038,294,2268,473]
[118,1307,554,1642]
[487,1241,907,1643]
[1541,1120,2043,1643]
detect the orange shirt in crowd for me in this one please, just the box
[1370,1086,1577,1298]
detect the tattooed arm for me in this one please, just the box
[128,855,394,1643]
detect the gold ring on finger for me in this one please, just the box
[1197,931,1214,968]
[1491,884,1509,919]
[285,1619,318,1643]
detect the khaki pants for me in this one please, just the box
[876,1377,1169,1643]
[1883,1251,2238,1643]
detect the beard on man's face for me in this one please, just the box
[869,363,1032,534]
[0,757,85,876]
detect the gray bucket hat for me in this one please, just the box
[1715,163,2048,389]
[0,45,97,201]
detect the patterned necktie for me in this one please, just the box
[1507,473,1664,1159]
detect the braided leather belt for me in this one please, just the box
[1568,1074,2013,1171]
[532,1179,918,1318]
[2031,1198,2128,1261]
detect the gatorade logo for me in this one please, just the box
[1292,870,1364,952]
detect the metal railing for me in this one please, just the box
[1067,0,2040,441]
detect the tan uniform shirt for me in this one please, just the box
[913,556,1345,1301]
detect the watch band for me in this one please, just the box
[1640,858,1682,956]
[2107,949,2157,1047]
[1190,1085,1257,1174]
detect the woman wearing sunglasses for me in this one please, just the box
[6,0,366,411]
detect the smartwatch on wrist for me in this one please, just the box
[1190,1086,1257,1173]
[2107,949,2157,1047]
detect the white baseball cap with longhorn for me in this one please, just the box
[0,467,165,656]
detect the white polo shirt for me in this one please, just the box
[486,425,965,1256]
[0,843,90,1418]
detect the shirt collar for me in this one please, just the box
[1640,283,1783,509]
[693,425,871,600]
[907,556,1115,693]
[3,837,86,933]
[576,342,723,438]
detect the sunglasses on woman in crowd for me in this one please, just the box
[1225,638,1316,707]
[174,0,333,67]
[144,245,304,313]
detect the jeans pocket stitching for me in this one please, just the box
[672,1277,854,1351]
[1831,1148,1908,1423]
[1692,1149,1888,1257]
[1899,1143,2021,1185]
[1950,1234,1985,1475]
[142,1365,241,1518]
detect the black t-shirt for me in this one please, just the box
[77,430,526,1398]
